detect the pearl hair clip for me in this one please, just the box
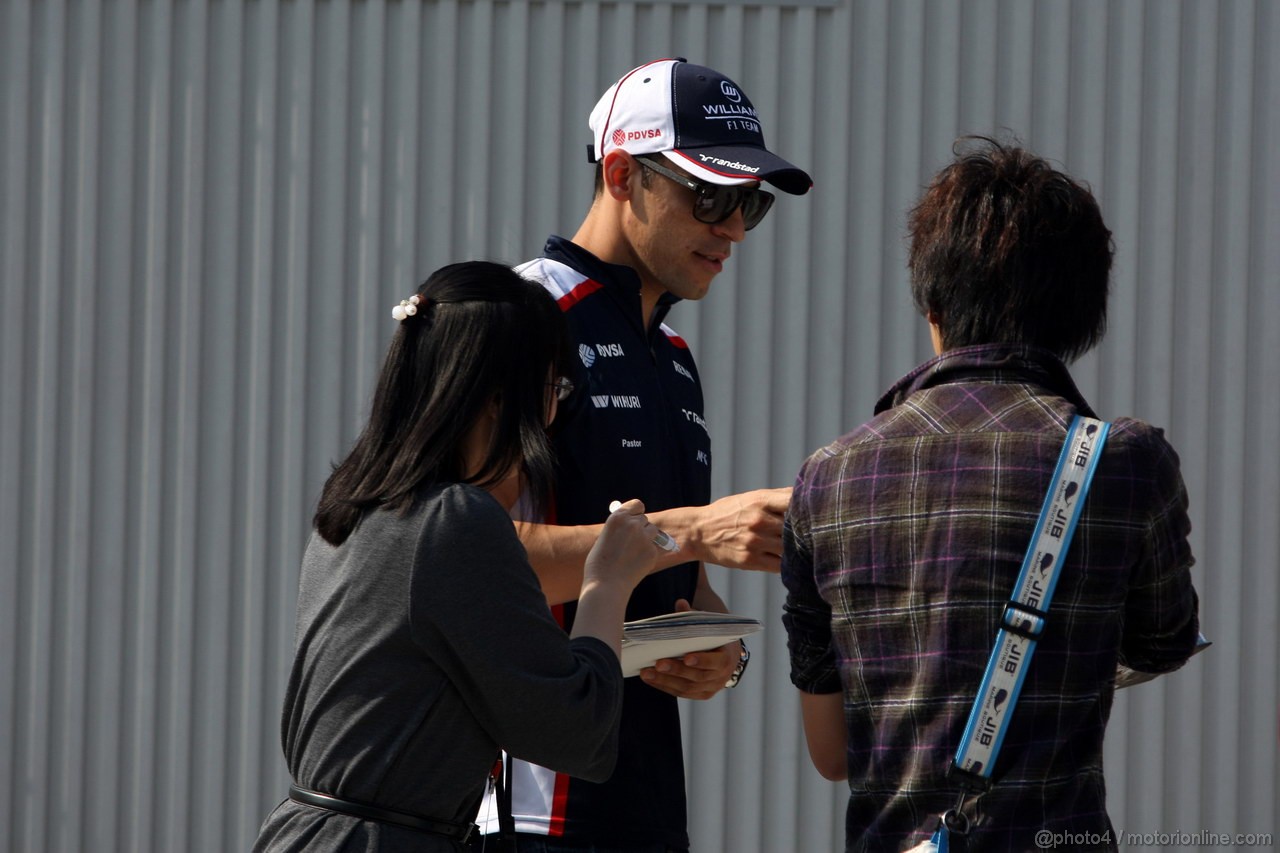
[391,294,422,321]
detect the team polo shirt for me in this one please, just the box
[477,236,710,849]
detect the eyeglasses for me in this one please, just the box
[548,376,574,402]
[637,157,775,231]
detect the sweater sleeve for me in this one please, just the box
[781,454,842,695]
[1116,423,1201,674]
[407,484,623,782]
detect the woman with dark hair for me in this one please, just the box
[253,261,665,852]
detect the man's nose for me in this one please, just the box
[710,206,747,242]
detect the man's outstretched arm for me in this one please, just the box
[516,486,791,605]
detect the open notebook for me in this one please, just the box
[619,610,762,678]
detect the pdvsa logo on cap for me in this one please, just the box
[613,128,663,148]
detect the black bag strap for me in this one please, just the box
[497,754,517,852]
[289,784,477,842]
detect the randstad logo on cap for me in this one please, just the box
[698,153,760,174]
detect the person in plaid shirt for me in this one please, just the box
[781,138,1201,852]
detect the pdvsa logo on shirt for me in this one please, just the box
[581,342,625,367]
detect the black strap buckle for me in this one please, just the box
[1001,600,1049,640]
[946,761,993,795]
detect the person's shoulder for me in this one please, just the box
[793,419,886,485]
[654,320,693,354]
[408,485,534,614]
[515,256,594,304]
[424,481,510,525]
[390,483,514,549]
[1103,416,1181,462]
[1107,416,1187,477]
[411,483,524,569]
[817,412,902,456]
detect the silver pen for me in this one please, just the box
[609,500,680,552]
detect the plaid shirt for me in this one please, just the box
[782,345,1200,853]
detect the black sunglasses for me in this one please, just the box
[637,157,776,231]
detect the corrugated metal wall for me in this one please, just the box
[2,2,1276,851]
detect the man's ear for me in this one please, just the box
[601,150,640,201]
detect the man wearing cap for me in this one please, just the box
[473,59,812,852]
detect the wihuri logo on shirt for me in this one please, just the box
[591,395,642,409]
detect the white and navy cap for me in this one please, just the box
[587,58,812,195]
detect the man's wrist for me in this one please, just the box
[646,506,698,566]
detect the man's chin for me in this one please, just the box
[666,274,715,302]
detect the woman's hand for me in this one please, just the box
[583,499,664,592]
[571,499,665,655]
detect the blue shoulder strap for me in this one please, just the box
[952,415,1110,779]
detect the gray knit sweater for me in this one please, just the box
[253,483,623,852]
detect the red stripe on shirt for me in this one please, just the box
[664,330,690,349]
[548,773,571,836]
[556,279,603,312]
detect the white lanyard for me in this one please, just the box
[953,415,1110,778]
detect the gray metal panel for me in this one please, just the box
[1,2,1275,851]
